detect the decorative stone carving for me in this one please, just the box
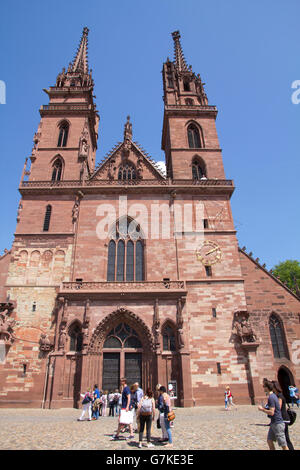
[78,120,90,160]
[58,324,67,351]
[0,305,16,345]
[56,68,66,87]
[176,297,185,349]
[153,299,160,351]
[232,311,257,344]
[39,334,53,352]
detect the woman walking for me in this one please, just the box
[77,387,93,421]
[159,386,173,448]
[137,388,155,448]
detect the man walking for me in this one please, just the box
[111,378,134,441]
[258,379,289,450]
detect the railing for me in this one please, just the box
[165,104,217,112]
[61,281,186,291]
[20,178,233,189]
[40,103,91,111]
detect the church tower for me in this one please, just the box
[162,31,226,181]
[24,27,99,184]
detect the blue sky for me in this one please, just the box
[0,0,299,269]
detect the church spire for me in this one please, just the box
[72,27,89,74]
[54,27,93,89]
[171,30,190,72]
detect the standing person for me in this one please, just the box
[288,385,300,408]
[77,387,93,421]
[159,386,173,448]
[133,382,144,433]
[137,388,155,448]
[258,379,289,450]
[157,384,168,443]
[224,388,229,411]
[108,391,115,417]
[101,390,108,417]
[111,378,134,441]
[114,389,121,417]
[271,380,295,451]
[225,386,236,410]
[92,384,101,420]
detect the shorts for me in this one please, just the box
[267,422,287,447]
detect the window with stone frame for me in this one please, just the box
[162,324,176,352]
[118,163,136,181]
[69,322,83,352]
[187,123,202,148]
[103,323,142,349]
[51,158,63,181]
[192,157,206,180]
[107,217,144,281]
[57,122,69,147]
[269,314,290,359]
[43,205,52,232]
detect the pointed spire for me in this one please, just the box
[72,27,89,74]
[171,30,190,72]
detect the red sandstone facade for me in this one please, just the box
[0,29,299,408]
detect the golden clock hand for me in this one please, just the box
[205,247,218,256]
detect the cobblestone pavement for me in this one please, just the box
[0,405,299,450]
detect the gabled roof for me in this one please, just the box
[89,140,166,181]
[239,247,300,302]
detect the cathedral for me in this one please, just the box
[0,28,299,408]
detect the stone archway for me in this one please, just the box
[278,366,295,403]
[89,308,155,392]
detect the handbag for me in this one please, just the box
[157,417,161,429]
[167,410,175,421]
[119,409,133,425]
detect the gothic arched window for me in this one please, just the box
[69,323,83,352]
[118,163,136,181]
[57,122,69,147]
[103,323,142,349]
[162,324,176,351]
[269,314,289,359]
[187,123,202,149]
[43,205,52,232]
[192,158,206,180]
[106,217,145,281]
[51,158,63,182]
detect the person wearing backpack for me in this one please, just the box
[137,388,155,448]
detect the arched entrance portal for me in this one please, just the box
[89,308,155,392]
[278,366,295,403]
[102,323,143,391]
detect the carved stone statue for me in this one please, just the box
[0,309,16,344]
[232,312,257,344]
[177,327,185,349]
[240,316,257,343]
[58,324,67,351]
[72,198,80,222]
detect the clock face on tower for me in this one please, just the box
[196,240,222,266]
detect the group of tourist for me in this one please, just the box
[78,378,298,450]
[78,379,174,448]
